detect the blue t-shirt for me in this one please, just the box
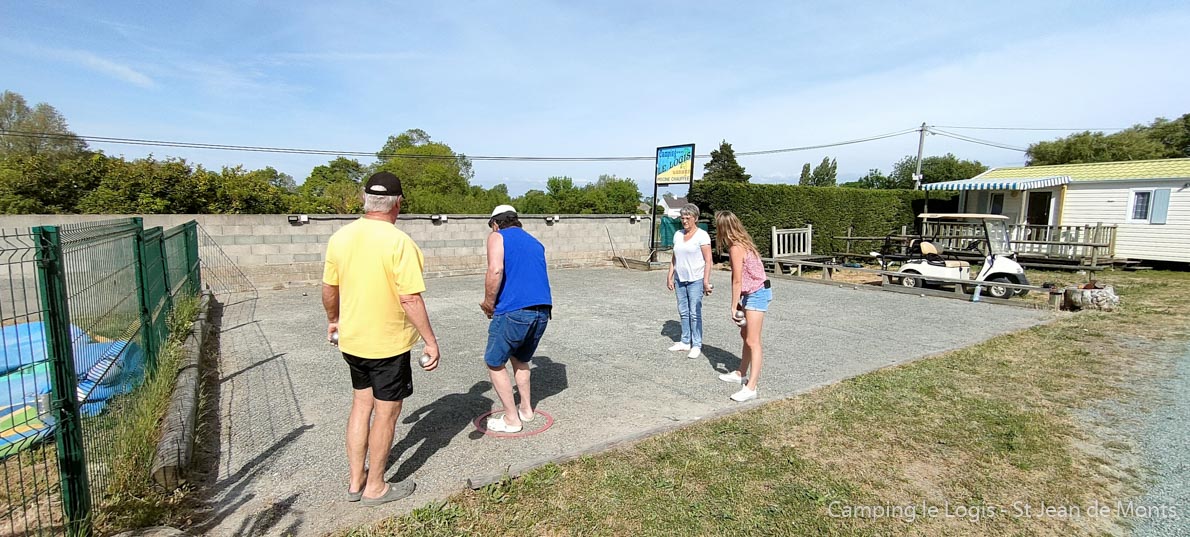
[495,227,553,315]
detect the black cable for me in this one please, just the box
[0,127,919,162]
[734,128,919,156]
[933,125,1128,132]
[928,128,1027,152]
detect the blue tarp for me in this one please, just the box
[0,322,145,457]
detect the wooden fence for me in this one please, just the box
[922,222,1115,264]
[771,225,813,258]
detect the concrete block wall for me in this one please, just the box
[0,214,653,288]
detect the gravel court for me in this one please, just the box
[196,267,1053,536]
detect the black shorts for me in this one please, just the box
[342,351,413,402]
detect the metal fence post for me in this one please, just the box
[156,228,174,316]
[186,221,201,294]
[33,225,93,537]
[132,218,158,373]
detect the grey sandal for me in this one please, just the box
[360,480,416,506]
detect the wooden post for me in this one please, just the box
[1107,223,1116,258]
[844,225,852,260]
[806,223,813,256]
[771,226,777,258]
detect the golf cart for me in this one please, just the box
[873,213,1030,299]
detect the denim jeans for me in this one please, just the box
[674,277,705,348]
[484,307,550,367]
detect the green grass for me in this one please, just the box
[344,269,1190,537]
[91,293,200,534]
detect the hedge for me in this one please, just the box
[688,182,957,256]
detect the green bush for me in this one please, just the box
[688,182,957,256]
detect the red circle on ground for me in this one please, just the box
[474,409,554,438]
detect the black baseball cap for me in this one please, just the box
[363,172,403,197]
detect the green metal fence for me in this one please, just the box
[0,218,200,537]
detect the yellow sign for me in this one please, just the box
[656,144,695,185]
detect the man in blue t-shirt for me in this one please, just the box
[479,205,553,433]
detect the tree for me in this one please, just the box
[798,163,811,184]
[1147,114,1190,158]
[1027,129,1165,165]
[373,129,474,213]
[845,168,896,189]
[0,90,86,158]
[889,153,987,186]
[213,165,290,214]
[516,189,556,214]
[584,174,641,213]
[376,129,432,160]
[800,157,837,186]
[300,157,365,197]
[701,140,750,182]
[322,181,363,214]
[77,157,193,214]
[1025,114,1190,165]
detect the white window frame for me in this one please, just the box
[1127,188,1154,223]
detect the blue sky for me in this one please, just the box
[3,1,1189,197]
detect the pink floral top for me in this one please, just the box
[740,248,766,294]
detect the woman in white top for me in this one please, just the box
[666,204,713,358]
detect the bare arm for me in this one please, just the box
[701,244,713,287]
[480,231,504,318]
[399,293,439,369]
[666,251,676,291]
[729,244,745,318]
[322,283,339,342]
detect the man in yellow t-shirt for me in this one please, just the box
[322,171,440,506]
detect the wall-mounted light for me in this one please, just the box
[544,215,561,224]
[630,215,644,223]
[431,214,448,222]
[287,214,309,225]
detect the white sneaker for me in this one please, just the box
[687,347,702,359]
[730,386,758,402]
[718,371,746,383]
[668,342,691,352]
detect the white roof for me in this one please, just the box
[920,175,1071,191]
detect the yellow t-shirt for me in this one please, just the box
[322,218,426,358]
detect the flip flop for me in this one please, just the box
[346,489,362,502]
[360,480,416,506]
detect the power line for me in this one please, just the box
[929,128,1028,152]
[0,127,919,162]
[733,127,918,155]
[933,125,1128,132]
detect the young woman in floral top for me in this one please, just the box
[713,211,772,402]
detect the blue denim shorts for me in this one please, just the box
[484,306,550,367]
[739,286,772,312]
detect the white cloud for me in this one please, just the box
[67,50,156,88]
[7,42,157,88]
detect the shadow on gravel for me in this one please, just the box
[702,345,739,373]
[528,355,568,409]
[663,319,682,342]
[663,318,740,373]
[189,290,311,536]
[388,381,493,481]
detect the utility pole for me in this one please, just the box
[913,122,927,189]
